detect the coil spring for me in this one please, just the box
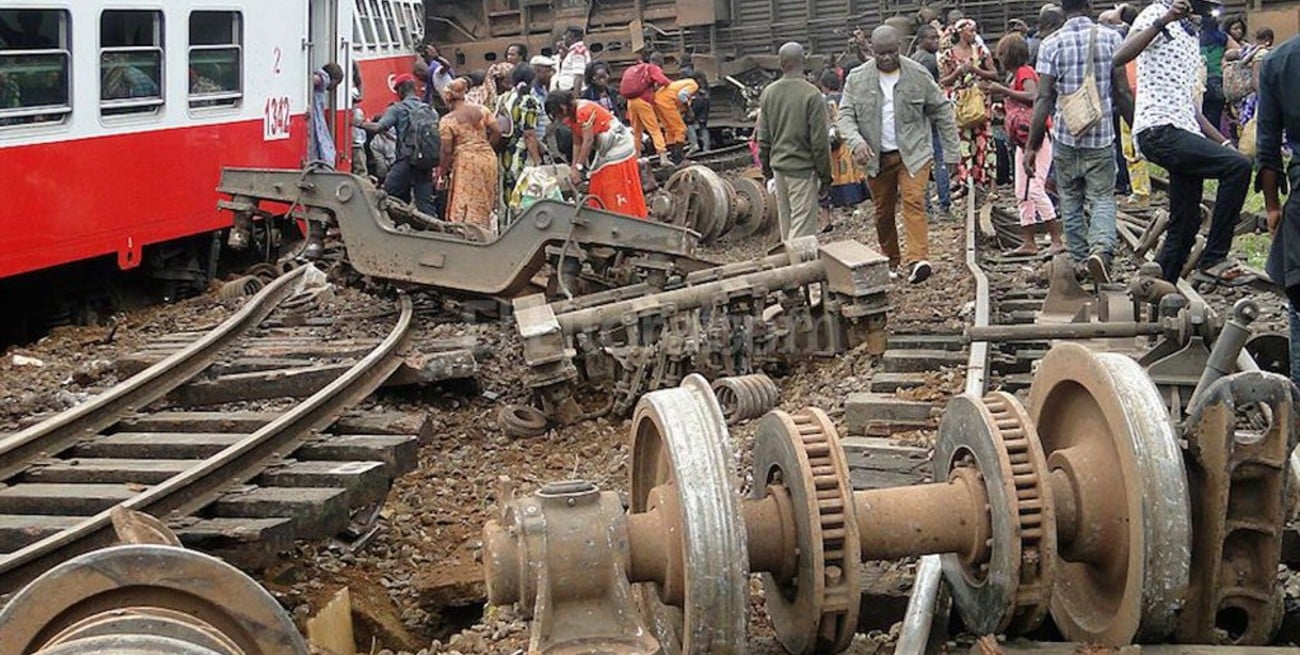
[216,275,264,299]
[711,373,780,425]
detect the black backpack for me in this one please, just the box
[403,101,441,170]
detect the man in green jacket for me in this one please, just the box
[838,25,960,283]
[757,42,833,241]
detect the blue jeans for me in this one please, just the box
[1052,141,1117,262]
[1291,303,1300,391]
[929,125,951,210]
[688,122,711,151]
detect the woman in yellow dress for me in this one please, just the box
[436,78,503,234]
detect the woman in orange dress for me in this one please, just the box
[437,77,502,234]
[543,89,647,218]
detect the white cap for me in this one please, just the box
[530,55,556,68]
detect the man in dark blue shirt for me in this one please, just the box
[1258,35,1300,388]
[363,74,438,217]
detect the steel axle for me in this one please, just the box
[485,343,1294,654]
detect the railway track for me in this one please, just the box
[469,177,1295,653]
[894,187,1291,654]
[0,267,417,594]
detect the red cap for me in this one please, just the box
[393,73,416,89]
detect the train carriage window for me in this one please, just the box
[379,0,399,48]
[188,11,241,108]
[100,10,164,116]
[394,4,412,49]
[367,0,390,47]
[355,0,376,48]
[399,2,421,48]
[0,9,71,127]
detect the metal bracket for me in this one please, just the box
[1177,371,1298,644]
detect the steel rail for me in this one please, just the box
[899,188,1283,655]
[0,266,311,482]
[0,294,414,593]
[898,181,986,655]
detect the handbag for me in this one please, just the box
[1238,117,1257,157]
[956,85,988,129]
[1059,25,1103,138]
[1223,48,1258,103]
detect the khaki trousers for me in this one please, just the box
[867,151,931,267]
[627,97,666,156]
[774,169,820,241]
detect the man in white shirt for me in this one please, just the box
[838,25,959,283]
[556,26,589,94]
[414,43,454,107]
[1113,0,1254,285]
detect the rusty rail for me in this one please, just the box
[0,266,310,483]
[0,293,414,592]
[898,179,983,655]
[897,175,1291,655]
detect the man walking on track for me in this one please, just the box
[757,42,833,241]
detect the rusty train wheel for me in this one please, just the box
[751,408,861,655]
[663,167,728,242]
[934,392,1056,635]
[728,176,773,239]
[1029,343,1190,645]
[629,374,749,654]
[0,545,309,655]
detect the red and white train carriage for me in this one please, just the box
[0,0,423,329]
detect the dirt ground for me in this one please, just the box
[8,181,1288,654]
[249,204,973,655]
[0,195,972,654]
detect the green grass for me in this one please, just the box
[1235,232,1271,269]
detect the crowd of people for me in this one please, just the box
[302,9,1298,384]
[755,0,1291,294]
[311,26,713,237]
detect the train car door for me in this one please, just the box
[306,0,353,168]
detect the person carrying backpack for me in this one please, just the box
[620,50,672,166]
[362,74,440,216]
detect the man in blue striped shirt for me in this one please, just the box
[1024,0,1133,283]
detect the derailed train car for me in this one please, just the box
[425,0,1055,130]
[425,0,1277,131]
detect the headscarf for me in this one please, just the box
[487,62,515,93]
[442,76,469,105]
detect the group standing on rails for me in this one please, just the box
[300,1,1300,389]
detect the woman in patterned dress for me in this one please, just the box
[463,71,498,109]
[544,89,647,218]
[818,69,867,210]
[437,78,503,234]
[1224,27,1272,145]
[939,18,998,199]
[496,62,544,220]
